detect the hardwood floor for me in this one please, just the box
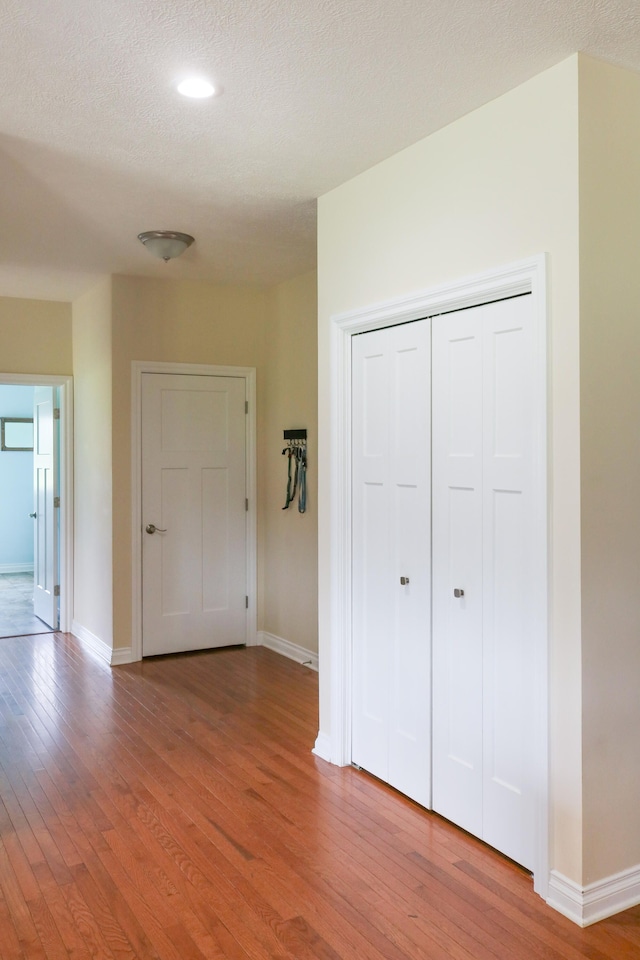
[0,634,638,959]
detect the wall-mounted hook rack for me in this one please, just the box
[282,429,308,513]
[283,429,307,442]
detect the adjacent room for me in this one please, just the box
[0,382,62,639]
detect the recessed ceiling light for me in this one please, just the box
[177,77,216,99]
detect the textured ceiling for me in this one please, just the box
[0,0,639,300]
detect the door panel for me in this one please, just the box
[481,297,535,869]
[160,467,190,615]
[432,295,534,870]
[202,467,232,610]
[33,386,58,628]
[352,320,431,807]
[432,314,483,837]
[142,373,246,657]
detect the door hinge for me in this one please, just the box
[54,585,60,597]
[245,498,249,512]
[245,596,249,609]
[245,400,248,414]
[53,408,60,420]
[54,496,60,508]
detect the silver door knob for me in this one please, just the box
[400,576,410,585]
[29,512,37,519]
[145,523,167,534]
[454,588,464,598]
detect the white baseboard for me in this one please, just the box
[312,731,332,763]
[71,621,133,667]
[72,620,112,665]
[547,865,640,926]
[258,630,318,671]
[0,563,34,574]
[111,646,135,665]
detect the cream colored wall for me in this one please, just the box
[110,275,269,651]
[578,56,640,882]
[264,271,318,654]
[0,296,71,374]
[71,278,113,646]
[317,57,583,880]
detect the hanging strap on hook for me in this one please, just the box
[282,445,295,509]
[282,443,302,509]
[298,445,307,514]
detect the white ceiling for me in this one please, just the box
[0,0,639,301]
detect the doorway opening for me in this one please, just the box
[0,374,72,640]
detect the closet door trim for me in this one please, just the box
[317,253,549,900]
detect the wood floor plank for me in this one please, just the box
[0,634,639,960]
[31,861,96,960]
[26,894,71,960]
[0,886,25,960]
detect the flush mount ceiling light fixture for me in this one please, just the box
[137,230,195,262]
[177,77,216,99]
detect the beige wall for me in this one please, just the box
[578,57,640,882]
[72,278,113,645]
[110,275,270,651]
[67,271,319,666]
[0,296,72,374]
[264,271,318,653]
[317,57,584,880]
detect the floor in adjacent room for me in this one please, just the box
[0,572,53,638]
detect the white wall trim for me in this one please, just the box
[324,254,549,899]
[312,731,332,763]
[0,373,73,634]
[130,361,257,661]
[547,866,640,926]
[72,620,134,666]
[0,563,34,574]
[258,630,318,671]
[111,646,135,666]
[72,620,112,665]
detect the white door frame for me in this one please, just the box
[0,372,73,634]
[319,254,549,897]
[130,361,257,662]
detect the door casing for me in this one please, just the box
[0,373,73,634]
[131,360,257,662]
[317,254,549,898]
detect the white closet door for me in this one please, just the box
[431,310,484,838]
[432,295,535,870]
[481,297,535,869]
[352,320,431,806]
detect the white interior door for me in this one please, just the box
[432,295,535,870]
[141,373,247,657]
[33,386,58,628]
[431,309,484,839]
[351,320,431,806]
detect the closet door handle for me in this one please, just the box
[453,588,464,598]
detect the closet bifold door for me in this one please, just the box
[351,319,431,808]
[431,309,484,841]
[431,295,536,871]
